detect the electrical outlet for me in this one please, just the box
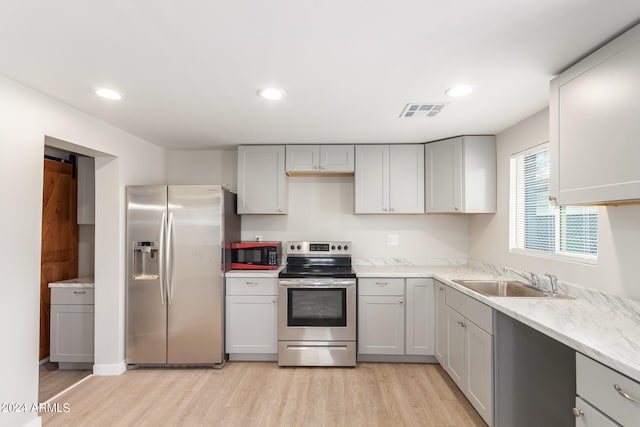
[387,234,399,246]
[254,235,263,242]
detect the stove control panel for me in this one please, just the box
[286,241,352,256]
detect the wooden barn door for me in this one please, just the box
[40,159,78,360]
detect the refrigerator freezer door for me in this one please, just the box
[126,186,168,364]
[167,185,224,364]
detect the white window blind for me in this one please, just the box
[510,144,597,261]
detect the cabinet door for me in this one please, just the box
[434,283,447,364]
[466,321,493,426]
[226,295,278,353]
[425,138,462,213]
[77,156,95,224]
[445,306,466,389]
[551,25,640,205]
[389,145,425,213]
[238,146,287,214]
[50,304,94,363]
[320,145,354,173]
[405,278,434,355]
[358,295,404,354]
[286,145,320,173]
[355,145,389,213]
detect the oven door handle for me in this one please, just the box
[278,279,356,287]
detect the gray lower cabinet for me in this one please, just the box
[576,352,640,426]
[358,278,434,358]
[50,288,94,364]
[225,277,278,360]
[574,397,618,427]
[443,286,493,426]
[434,281,447,365]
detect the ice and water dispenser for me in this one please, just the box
[132,241,160,280]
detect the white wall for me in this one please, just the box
[241,177,470,260]
[0,76,165,427]
[167,149,237,190]
[469,108,640,299]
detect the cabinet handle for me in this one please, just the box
[278,209,283,212]
[320,166,326,170]
[454,206,460,211]
[73,291,87,295]
[245,282,259,286]
[375,282,388,286]
[399,299,404,304]
[382,208,388,212]
[272,298,277,303]
[614,384,640,403]
[549,196,557,202]
[389,208,395,212]
[572,408,584,418]
[439,287,445,291]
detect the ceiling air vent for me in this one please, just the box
[400,103,446,118]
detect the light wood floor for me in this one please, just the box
[42,362,486,427]
[39,362,91,403]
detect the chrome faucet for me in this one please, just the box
[545,273,559,294]
[528,272,540,288]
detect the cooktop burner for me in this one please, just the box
[278,240,355,279]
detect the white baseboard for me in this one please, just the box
[23,415,42,427]
[92,360,126,376]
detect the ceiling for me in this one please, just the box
[1,1,639,150]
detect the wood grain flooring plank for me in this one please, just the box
[42,362,486,427]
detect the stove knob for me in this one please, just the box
[290,245,295,250]
[344,245,349,250]
[337,245,342,250]
[331,245,336,250]
[297,245,302,250]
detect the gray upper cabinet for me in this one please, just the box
[286,145,354,175]
[424,136,496,213]
[77,156,95,224]
[237,145,287,214]
[550,23,640,205]
[355,144,424,214]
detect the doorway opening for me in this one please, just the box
[39,144,95,402]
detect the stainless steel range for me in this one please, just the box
[278,241,357,367]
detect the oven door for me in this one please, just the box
[278,278,356,342]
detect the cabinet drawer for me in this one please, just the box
[574,397,619,427]
[358,278,404,295]
[445,287,492,334]
[226,277,277,295]
[51,288,94,305]
[577,353,640,426]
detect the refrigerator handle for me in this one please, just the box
[167,211,174,305]
[158,211,166,305]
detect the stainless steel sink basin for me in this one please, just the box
[452,280,573,299]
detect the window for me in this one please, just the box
[510,144,598,262]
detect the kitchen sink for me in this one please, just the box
[452,280,573,299]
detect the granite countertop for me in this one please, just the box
[354,264,640,382]
[48,276,95,288]
[226,266,284,278]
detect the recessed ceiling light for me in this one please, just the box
[95,88,123,100]
[257,88,286,100]
[445,84,474,98]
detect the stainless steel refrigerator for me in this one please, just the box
[125,185,240,366]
